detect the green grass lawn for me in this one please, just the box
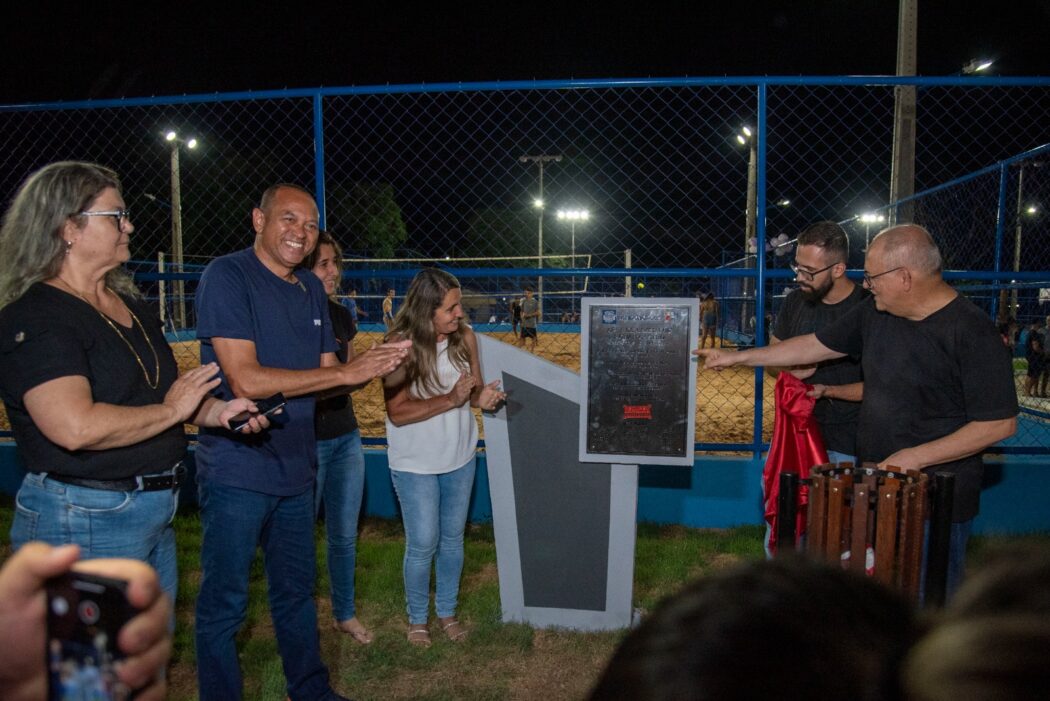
[2,498,1046,700]
[0,498,764,700]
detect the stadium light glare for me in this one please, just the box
[858,212,886,248]
[556,208,589,221]
[1027,205,1039,215]
[962,58,994,74]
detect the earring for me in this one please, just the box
[64,240,72,255]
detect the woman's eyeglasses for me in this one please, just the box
[77,208,132,229]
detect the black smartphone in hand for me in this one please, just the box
[46,571,137,701]
[228,392,286,432]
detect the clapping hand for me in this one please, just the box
[477,380,506,412]
[448,372,477,407]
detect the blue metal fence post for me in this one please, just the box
[753,82,769,458]
[313,92,327,229]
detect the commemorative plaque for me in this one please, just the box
[579,297,699,466]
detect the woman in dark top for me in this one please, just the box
[305,231,373,644]
[0,161,266,601]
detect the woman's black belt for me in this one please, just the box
[44,464,186,492]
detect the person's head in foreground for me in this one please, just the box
[589,555,918,701]
[903,543,1050,701]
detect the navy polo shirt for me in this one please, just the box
[195,248,337,496]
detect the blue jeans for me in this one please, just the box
[195,480,338,701]
[315,430,366,622]
[389,457,476,625]
[10,472,179,601]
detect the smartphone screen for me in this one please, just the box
[46,571,137,701]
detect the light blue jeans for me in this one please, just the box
[389,456,476,625]
[315,429,366,622]
[10,472,179,601]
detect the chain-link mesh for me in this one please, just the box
[1,78,1048,452]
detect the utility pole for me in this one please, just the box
[520,154,562,318]
[164,131,198,329]
[889,0,918,224]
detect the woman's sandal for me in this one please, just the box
[438,616,468,642]
[334,617,373,645]
[407,624,432,648]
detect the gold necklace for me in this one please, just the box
[57,278,161,389]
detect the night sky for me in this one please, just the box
[3,1,1049,104]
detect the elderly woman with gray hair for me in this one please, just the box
[0,161,267,601]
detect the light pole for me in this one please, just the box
[556,208,590,318]
[736,126,757,331]
[164,130,198,329]
[858,212,886,249]
[520,155,562,317]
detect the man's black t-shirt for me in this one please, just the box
[773,284,867,455]
[315,299,359,440]
[0,283,185,479]
[816,295,1018,521]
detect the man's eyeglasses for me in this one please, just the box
[789,260,837,281]
[77,209,132,229]
[862,266,905,287]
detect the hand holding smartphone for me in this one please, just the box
[46,571,137,701]
[228,392,286,432]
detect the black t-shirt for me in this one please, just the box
[0,283,185,479]
[773,285,867,455]
[817,295,1018,521]
[315,299,359,440]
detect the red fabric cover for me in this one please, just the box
[764,372,828,553]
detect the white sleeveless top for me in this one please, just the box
[386,339,479,474]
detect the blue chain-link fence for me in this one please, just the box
[2,76,1049,452]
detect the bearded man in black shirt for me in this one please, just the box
[772,221,867,464]
[698,225,1018,597]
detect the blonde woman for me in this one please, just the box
[383,268,504,647]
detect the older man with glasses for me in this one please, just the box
[698,225,1018,600]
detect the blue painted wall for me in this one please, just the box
[0,443,1044,535]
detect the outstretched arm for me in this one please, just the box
[211,337,410,399]
[695,332,843,370]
